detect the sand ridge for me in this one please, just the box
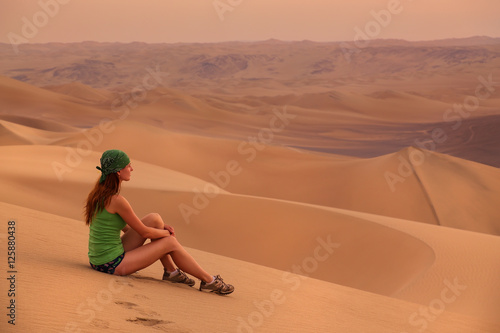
[1,202,499,333]
[0,39,499,332]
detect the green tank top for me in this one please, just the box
[88,208,126,265]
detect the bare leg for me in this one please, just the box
[153,239,176,271]
[121,213,176,272]
[117,213,212,282]
[114,235,213,282]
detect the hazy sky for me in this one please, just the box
[1,0,499,44]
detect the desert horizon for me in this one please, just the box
[1,34,500,332]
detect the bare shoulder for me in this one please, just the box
[111,194,127,204]
[108,194,131,213]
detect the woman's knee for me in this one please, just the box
[160,236,181,252]
[142,213,164,229]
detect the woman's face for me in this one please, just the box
[117,163,133,182]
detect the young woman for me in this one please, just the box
[84,149,234,295]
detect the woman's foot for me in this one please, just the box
[162,269,195,287]
[199,275,234,295]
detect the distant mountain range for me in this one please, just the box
[1,37,499,90]
[1,37,499,168]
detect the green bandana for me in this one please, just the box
[96,149,130,183]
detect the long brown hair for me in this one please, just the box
[84,173,120,225]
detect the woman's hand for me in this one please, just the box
[164,225,176,237]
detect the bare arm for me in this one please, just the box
[113,195,170,240]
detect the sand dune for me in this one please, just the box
[0,115,79,132]
[1,188,500,332]
[1,202,498,332]
[0,142,499,325]
[0,145,229,220]
[20,117,498,235]
[124,189,436,296]
[0,122,32,145]
[0,76,111,126]
[0,119,78,145]
[1,115,499,237]
[43,81,114,103]
[3,68,500,166]
[409,149,500,234]
[341,208,500,323]
[1,39,499,332]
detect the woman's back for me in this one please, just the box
[88,208,126,265]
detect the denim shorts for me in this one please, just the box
[90,252,125,275]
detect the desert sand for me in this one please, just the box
[1,38,500,332]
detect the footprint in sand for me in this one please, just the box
[115,300,138,309]
[127,317,173,331]
[90,318,110,329]
[116,300,160,318]
[133,294,150,300]
[131,275,159,283]
[134,307,161,317]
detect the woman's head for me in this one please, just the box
[96,149,131,183]
[84,150,132,225]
